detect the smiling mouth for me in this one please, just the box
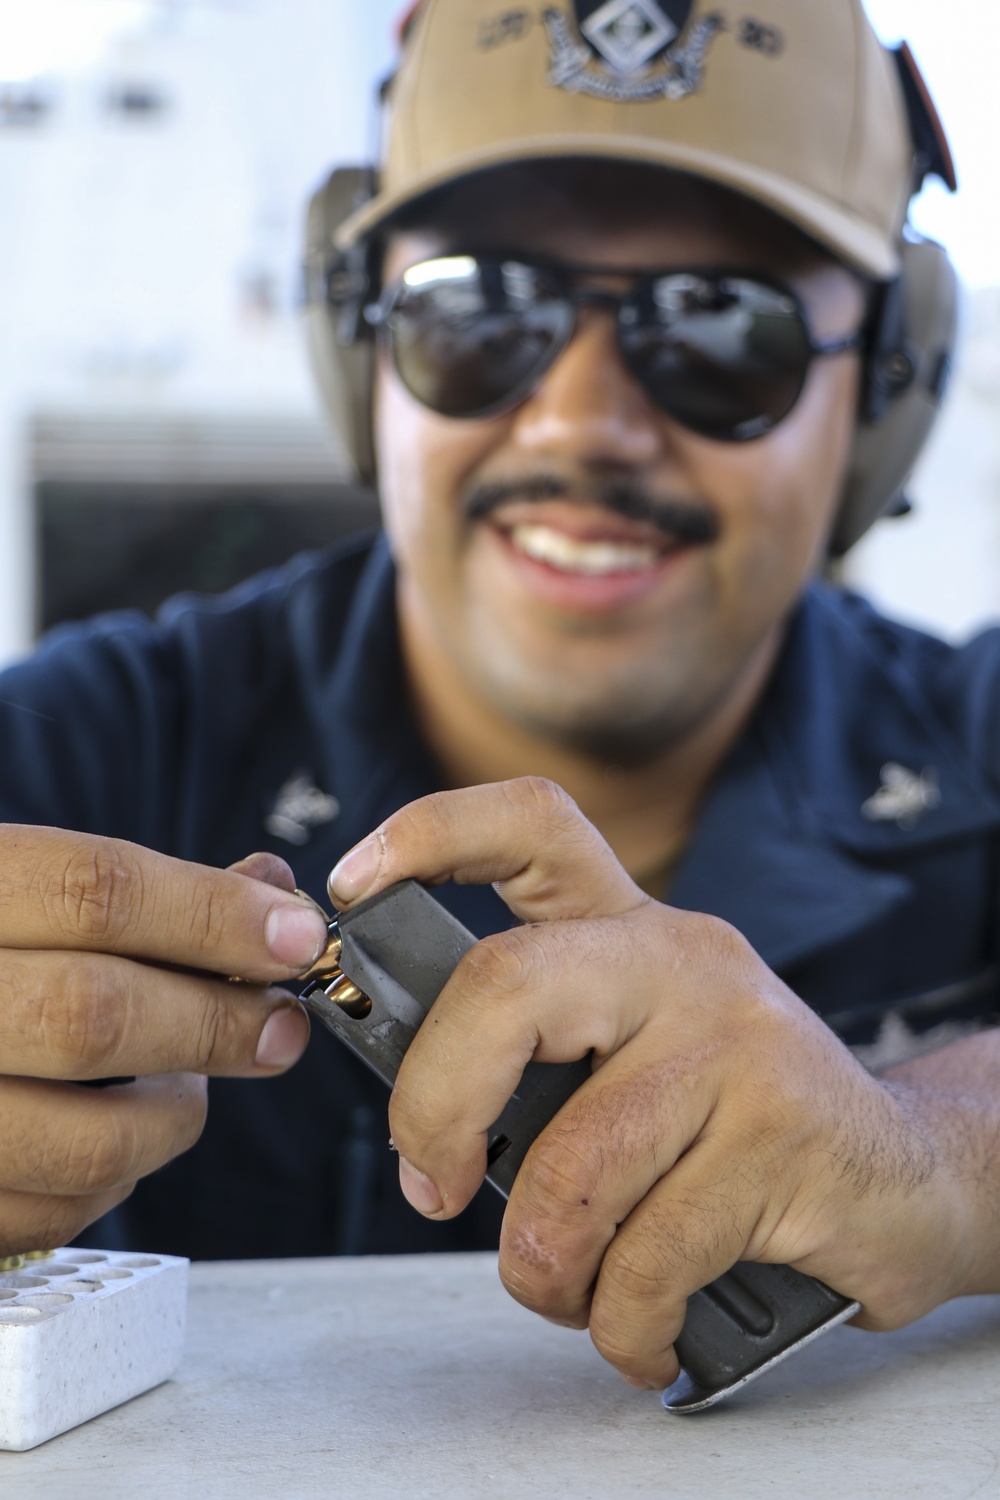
[465,475,719,582]
[508,521,666,576]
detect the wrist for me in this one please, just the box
[875,1078,983,1308]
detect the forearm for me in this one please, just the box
[880,1028,1000,1299]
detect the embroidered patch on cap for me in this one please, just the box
[861,763,941,831]
[543,0,725,102]
[581,0,682,73]
[265,772,340,846]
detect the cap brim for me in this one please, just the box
[336,136,899,279]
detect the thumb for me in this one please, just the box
[328,778,645,923]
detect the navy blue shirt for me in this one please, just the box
[1,534,999,1259]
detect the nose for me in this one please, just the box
[509,306,666,469]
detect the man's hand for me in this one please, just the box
[0,827,328,1256]
[329,778,993,1390]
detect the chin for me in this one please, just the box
[480,655,698,765]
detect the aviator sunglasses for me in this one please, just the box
[364,255,864,443]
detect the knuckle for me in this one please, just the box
[599,1232,677,1316]
[525,1076,664,1208]
[589,1237,686,1376]
[190,990,246,1071]
[676,912,778,1026]
[407,796,453,847]
[39,956,128,1075]
[385,792,457,867]
[588,1314,658,1376]
[687,910,751,967]
[59,1112,136,1194]
[387,1077,440,1151]
[53,841,144,947]
[701,918,776,1014]
[457,928,542,1000]
[602,1198,717,1300]
[509,776,580,833]
[181,876,228,959]
[523,1126,602,1213]
[497,1226,565,1309]
[711,919,760,977]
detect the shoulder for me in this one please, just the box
[8,532,380,693]
[154,532,378,651]
[803,585,1000,779]
[0,534,384,837]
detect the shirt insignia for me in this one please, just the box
[543,1,725,103]
[265,772,340,846]
[861,763,941,831]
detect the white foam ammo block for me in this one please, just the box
[0,1247,188,1451]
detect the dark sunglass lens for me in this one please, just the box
[621,276,811,440]
[386,258,570,418]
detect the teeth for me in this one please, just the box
[510,523,659,576]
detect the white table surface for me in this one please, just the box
[2,1252,998,1499]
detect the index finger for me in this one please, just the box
[0,826,329,981]
[327,777,645,924]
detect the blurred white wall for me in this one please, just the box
[845,0,1000,638]
[0,0,998,668]
[0,0,399,665]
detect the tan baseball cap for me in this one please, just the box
[337,0,919,277]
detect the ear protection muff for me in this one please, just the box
[304,166,378,484]
[303,176,958,558]
[829,233,958,556]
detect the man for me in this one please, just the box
[0,0,997,1394]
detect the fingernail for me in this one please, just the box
[398,1155,443,1216]
[265,903,328,968]
[255,1006,310,1069]
[293,888,329,918]
[618,1373,654,1390]
[229,852,297,891]
[328,837,382,905]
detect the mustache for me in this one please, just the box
[464,474,720,546]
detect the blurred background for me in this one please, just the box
[0,0,997,669]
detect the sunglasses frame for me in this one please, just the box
[363,254,865,441]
